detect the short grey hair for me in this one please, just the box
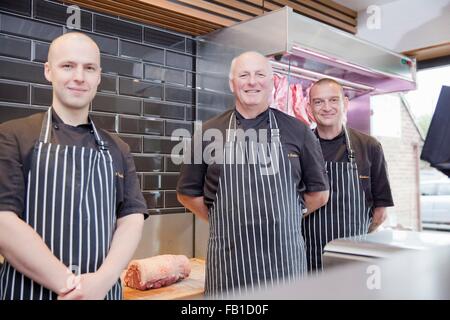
[309,78,345,102]
[228,51,273,80]
[229,56,238,80]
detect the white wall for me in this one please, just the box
[357,0,450,52]
[374,95,422,230]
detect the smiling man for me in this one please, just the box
[302,78,394,273]
[176,51,329,297]
[0,32,148,300]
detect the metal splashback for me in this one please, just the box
[197,6,416,96]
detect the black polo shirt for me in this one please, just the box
[0,110,148,219]
[316,127,394,208]
[177,107,329,207]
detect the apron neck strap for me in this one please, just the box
[343,125,355,163]
[227,111,236,142]
[268,109,280,141]
[39,107,53,143]
[39,107,109,151]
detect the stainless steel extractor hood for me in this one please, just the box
[197,6,416,97]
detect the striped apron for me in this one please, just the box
[302,126,372,274]
[205,110,307,298]
[0,108,121,300]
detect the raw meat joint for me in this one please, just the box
[123,255,191,290]
[272,74,315,125]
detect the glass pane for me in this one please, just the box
[438,182,450,196]
[421,183,436,196]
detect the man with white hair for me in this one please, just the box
[177,51,329,297]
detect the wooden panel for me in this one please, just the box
[66,0,217,35]
[119,0,222,29]
[244,0,282,11]
[66,0,357,36]
[403,42,450,62]
[295,0,357,25]
[104,0,216,32]
[139,0,237,26]
[314,0,357,18]
[212,0,264,16]
[66,0,221,35]
[123,258,205,300]
[175,0,252,21]
[270,0,356,33]
[95,0,222,29]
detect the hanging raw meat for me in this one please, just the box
[273,74,316,126]
[292,83,311,125]
[273,72,281,92]
[305,85,316,124]
[123,254,191,290]
[273,74,294,117]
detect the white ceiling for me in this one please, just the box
[333,0,399,12]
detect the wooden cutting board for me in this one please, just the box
[123,258,205,300]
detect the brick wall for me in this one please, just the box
[375,96,423,230]
[0,0,200,217]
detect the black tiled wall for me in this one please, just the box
[0,0,197,216]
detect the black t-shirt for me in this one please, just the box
[0,110,148,219]
[177,107,329,207]
[316,127,394,208]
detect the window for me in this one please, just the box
[404,64,450,136]
[438,182,450,196]
[421,183,437,196]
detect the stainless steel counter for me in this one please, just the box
[235,230,450,299]
[323,229,450,267]
[237,244,450,299]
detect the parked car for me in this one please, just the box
[421,179,450,230]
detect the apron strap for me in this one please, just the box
[269,109,280,143]
[38,108,52,143]
[343,125,356,164]
[38,107,109,151]
[226,111,236,143]
[91,121,110,151]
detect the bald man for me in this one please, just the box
[0,32,147,300]
[177,51,329,297]
[303,78,393,273]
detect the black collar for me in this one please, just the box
[51,108,93,129]
[315,128,345,142]
[234,107,270,121]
